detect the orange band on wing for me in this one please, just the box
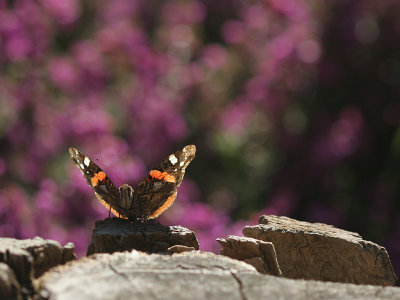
[149,170,176,183]
[91,171,107,187]
[149,190,177,219]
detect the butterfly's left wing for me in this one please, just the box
[128,145,196,220]
[69,147,127,218]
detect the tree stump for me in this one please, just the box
[87,218,199,255]
[243,215,398,286]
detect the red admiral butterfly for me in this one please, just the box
[69,145,196,220]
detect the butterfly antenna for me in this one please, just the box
[108,207,111,219]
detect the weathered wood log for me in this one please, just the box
[243,215,398,286]
[0,262,22,300]
[35,250,400,300]
[217,235,282,276]
[0,237,75,299]
[87,218,199,255]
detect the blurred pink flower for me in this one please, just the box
[222,21,246,44]
[200,44,228,70]
[162,1,206,24]
[48,58,80,92]
[39,0,81,24]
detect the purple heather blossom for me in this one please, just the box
[0,0,398,267]
[222,21,246,45]
[162,1,206,24]
[39,0,81,25]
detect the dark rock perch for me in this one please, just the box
[217,235,282,276]
[36,250,400,300]
[87,217,199,255]
[243,215,398,286]
[0,237,75,299]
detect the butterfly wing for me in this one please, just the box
[69,147,127,218]
[129,145,196,220]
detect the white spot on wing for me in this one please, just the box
[84,156,90,167]
[179,161,184,167]
[169,154,178,165]
[79,163,85,169]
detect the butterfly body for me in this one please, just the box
[69,145,196,220]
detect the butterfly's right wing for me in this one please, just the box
[69,147,127,218]
[129,145,196,220]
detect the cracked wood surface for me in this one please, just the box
[35,250,400,300]
[36,251,257,300]
[243,215,398,286]
[87,217,199,255]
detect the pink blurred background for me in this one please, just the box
[0,0,399,273]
